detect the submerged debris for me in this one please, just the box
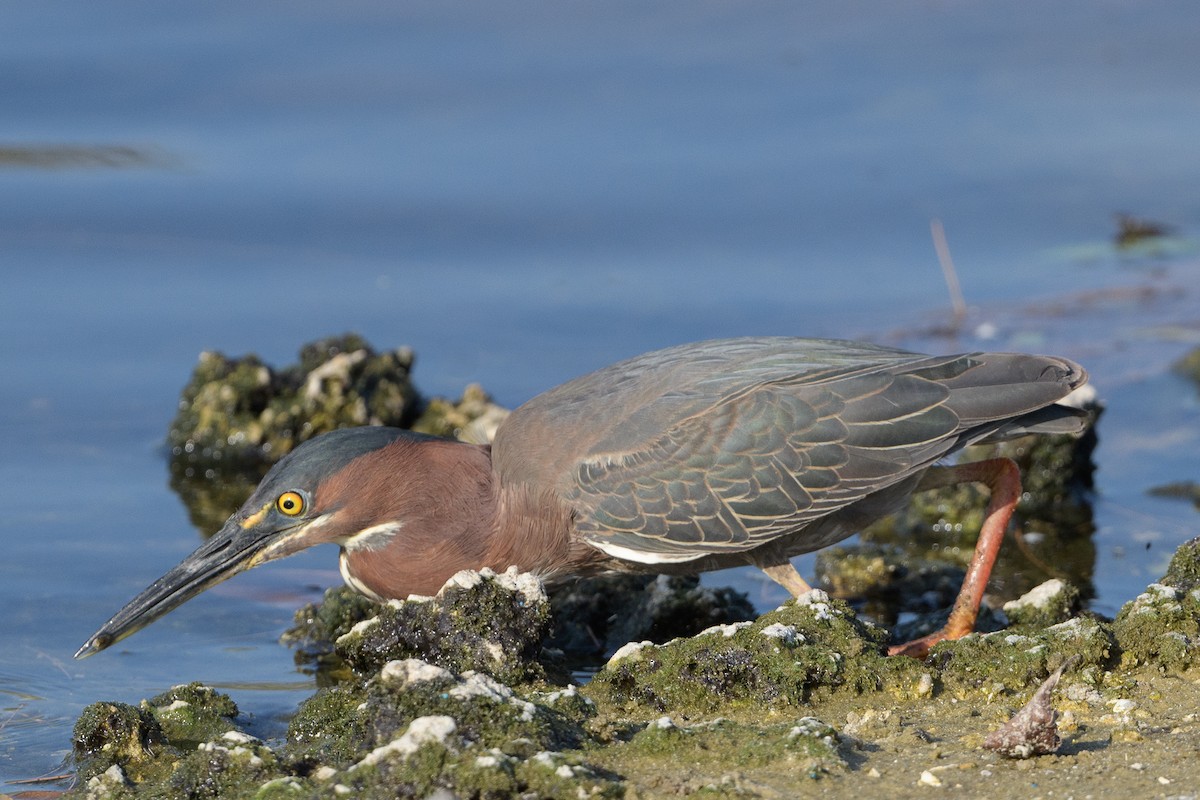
[1148,480,1200,510]
[1174,344,1200,390]
[984,654,1080,758]
[1114,212,1172,249]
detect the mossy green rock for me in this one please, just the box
[1161,535,1200,591]
[287,659,608,799]
[168,333,420,468]
[72,701,168,782]
[159,732,283,800]
[585,590,923,715]
[1112,583,1200,670]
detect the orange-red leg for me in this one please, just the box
[888,458,1022,658]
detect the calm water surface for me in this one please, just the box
[3,1,1200,787]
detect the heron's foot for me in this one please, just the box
[887,630,944,659]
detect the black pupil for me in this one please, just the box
[283,497,296,510]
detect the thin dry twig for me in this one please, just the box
[931,218,967,325]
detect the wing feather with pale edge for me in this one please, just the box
[570,354,1023,562]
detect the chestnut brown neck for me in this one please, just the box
[325,437,595,600]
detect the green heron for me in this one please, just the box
[76,337,1087,660]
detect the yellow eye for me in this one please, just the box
[276,491,305,516]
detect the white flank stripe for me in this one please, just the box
[589,539,707,565]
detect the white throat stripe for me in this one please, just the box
[343,521,405,552]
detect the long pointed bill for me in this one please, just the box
[74,516,303,658]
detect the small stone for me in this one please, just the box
[918,769,942,786]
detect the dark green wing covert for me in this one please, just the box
[570,365,966,563]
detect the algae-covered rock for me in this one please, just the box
[1003,579,1082,629]
[286,684,374,767]
[143,682,239,748]
[1112,583,1200,670]
[163,731,286,799]
[166,334,423,531]
[168,333,420,467]
[333,567,552,686]
[411,382,510,443]
[1113,531,1200,673]
[936,616,1112,696]
[286,658,608,798]
[366,659,587,755]
[1160,535,1200,591]
[166,334,512,533]
[585,590,923,715]
[72,701,168,782]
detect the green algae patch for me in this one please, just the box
[143,683,239,749]
[1112,533,1200,672]
[285,685,373,767]
[157,732,285,800]
[1160,535,1200,591]
[332,567,552,686]
[285,661,612,800]
[364,659,588,754]
[584,590,924,716]
[624,716,846,773]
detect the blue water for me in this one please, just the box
[3,1,1200,788]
